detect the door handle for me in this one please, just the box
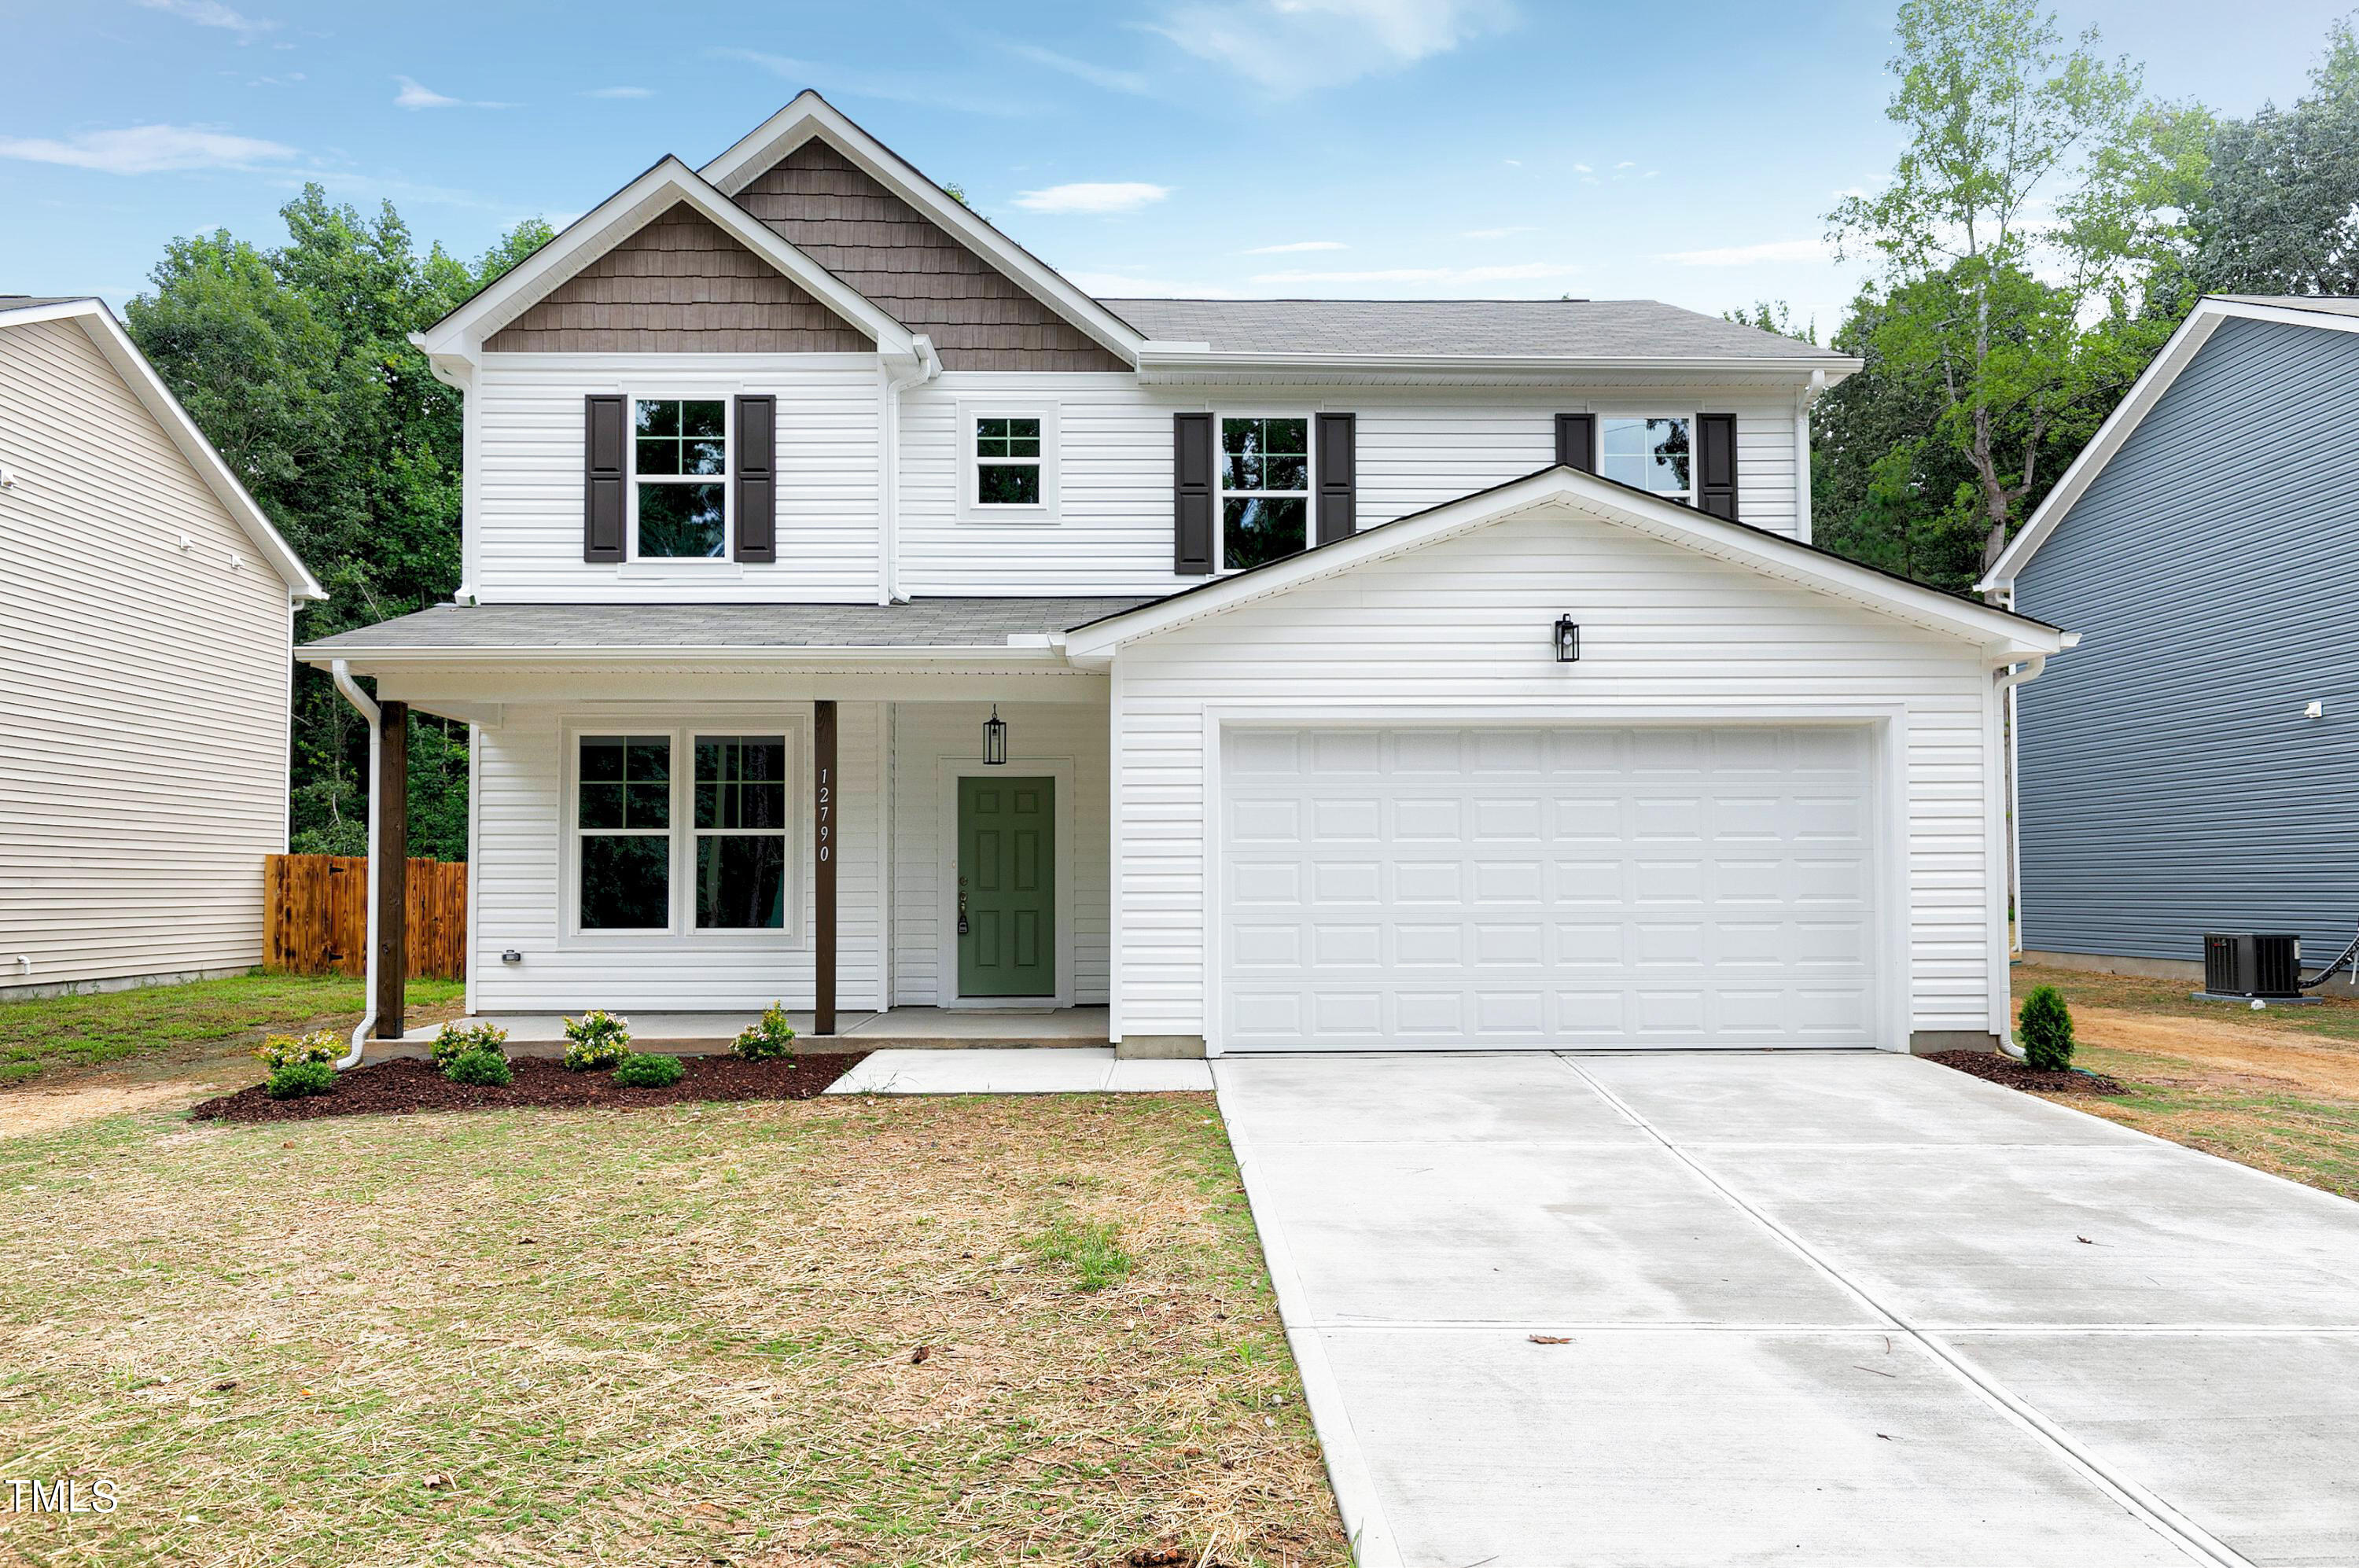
[958,890,969,937]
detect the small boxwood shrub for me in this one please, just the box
[2019,985,2075,1072]
[562,1009,630,1072]
[265,1059,336,1099]
[732,1002,797,1062]
[431,1021,510,1066]
[443,1047,513,1088]
[256,1029,340,1071]
[612,1051,684,1088]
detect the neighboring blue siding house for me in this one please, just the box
[1982,296,2359,981]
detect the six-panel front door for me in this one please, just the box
[958,775,1056,998]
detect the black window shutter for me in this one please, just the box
[1315,412,1356,545]
[1697,412,1739,521]
[583,395,626,563]
[1555,412,1595,473]
[1173,412,1213,575]
[734,394,776,563]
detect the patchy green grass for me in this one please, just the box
[2070,1066,2359,1199]
[0,1092,1343,1568]
[0,972,464,1084]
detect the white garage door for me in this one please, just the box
[1218,725,1879,1051]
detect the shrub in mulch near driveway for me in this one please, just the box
[1928,1049,2125,1096]
[189,1051,868,1123]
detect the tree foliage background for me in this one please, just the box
[116,7,2359,843]
[126,188,549,859]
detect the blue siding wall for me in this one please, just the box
[2015,315,2359,965]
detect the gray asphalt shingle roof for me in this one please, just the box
[300,598,1157,652]
[1095,297,1843,359]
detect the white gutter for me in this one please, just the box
[878,335,941,603]
[291,641,1080,670]
[328,660,381,1070]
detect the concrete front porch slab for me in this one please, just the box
[377,1006,1112,1061]
[824,1047,1212,1095]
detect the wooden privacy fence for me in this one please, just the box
[265,854,467,979]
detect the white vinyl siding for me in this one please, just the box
[471,352,884,603]
[1108,502,2000,1050]
[892,375,1805,597]
[469,700,885,1010]
[0,318,296,993]
[887,701,1112,1007]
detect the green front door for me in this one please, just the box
[958,775,1056,998]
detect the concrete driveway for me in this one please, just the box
[1214,1051,2359,1568]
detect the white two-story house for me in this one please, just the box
[301,93,2066,1058]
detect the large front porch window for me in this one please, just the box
[694,736,788,929]
[577,735,672,929]
[570,727,795,937]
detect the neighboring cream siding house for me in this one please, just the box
[0,296,323,998]
[306,94,2067,1055]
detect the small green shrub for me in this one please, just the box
[732,1002,797,1062]
[1026,1216,1133,1293]
[443,1047,513,1088]
[264,1059,337,1099]
[430,1021,510,1066]
[612,1052,684,1088]
[561,1009,630,1071]
[2019,985,2075,1072]
[256,1029,340,1071]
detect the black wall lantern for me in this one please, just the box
[1554,615,1581,663]
[982,705,1008,765]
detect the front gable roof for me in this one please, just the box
[1063,465,2065,666]
[700,91,1146,367]
[0,296,324,600]
[1981,295,2359,592]
[413,156,918,363]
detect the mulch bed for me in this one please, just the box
[189,1052,869,1123]
[1927,1049,2126,1097]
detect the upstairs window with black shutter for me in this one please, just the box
[632,398,729,559]
[1217,415,1311,571]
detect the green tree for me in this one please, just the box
[1826,0,2204,572]
[127,190,550,858]
[1722,300,1818,345]
[2192,20,2359,294]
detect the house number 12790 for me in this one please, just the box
[816,768,831,863]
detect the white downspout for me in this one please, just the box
[329,659,381,1070]
[878,336,940,604]
[1993,636,2055,959]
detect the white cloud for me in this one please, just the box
[1011,181,1171,215]
[1461,226,1533,240]
[1662,237,1829,267]
[135,0,276,36]
[392,75,516,110]
[0,123,298,175]
[1614,160,1635,170]
[1252,259,1577,285]
[1007,43,1150,94]
[1572,163,1592,174]
[1065,270,1238,298]
[584,86,653,99]
[1157,0,1516,92]
[1244,240,1347,254]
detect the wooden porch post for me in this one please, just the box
[374,700,409,1040]
[814,699,837,1036]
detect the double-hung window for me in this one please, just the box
[632,398,728,558]
[1599,416,1693,503]
[959,405,1058,520]
[975,418,1042,506]
[1217,415,1310,571]
[573,731,793,937]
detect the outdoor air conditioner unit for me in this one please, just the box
[2203,933,2302,999]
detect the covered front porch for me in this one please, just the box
[296,598,1144,1057]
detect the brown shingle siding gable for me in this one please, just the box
[735,140,1127,372]
[487,202,874,353]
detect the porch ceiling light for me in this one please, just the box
[1555,614,1581,664]
[983,705,1008,766]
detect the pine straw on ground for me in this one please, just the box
[0,1095,1345,1568]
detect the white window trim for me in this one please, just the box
[560,720,806,948]
[627,394,734,563]
[1213,410,1316,574]
[1597,411,1698,505]
[955,399,1059,523]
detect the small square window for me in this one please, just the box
[973,414,1046,510]
[1599,417,1692,499]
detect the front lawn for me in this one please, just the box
[0,1091,1345,1567]
[2011,963,2359,1198]
[0,971,465,1085]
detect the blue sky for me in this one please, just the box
[4,0,2350,334]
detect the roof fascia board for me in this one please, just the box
[1981,296,2359,590]
[1066,468,2062,664]
[413,156,915,359]
[697,91,1146,366]
[2,300,326,598]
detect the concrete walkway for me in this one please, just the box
[1215,1050,2359,1568]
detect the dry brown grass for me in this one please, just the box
[0,1093,1345,1568]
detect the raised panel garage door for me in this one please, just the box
[1217,725,1879,1051]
